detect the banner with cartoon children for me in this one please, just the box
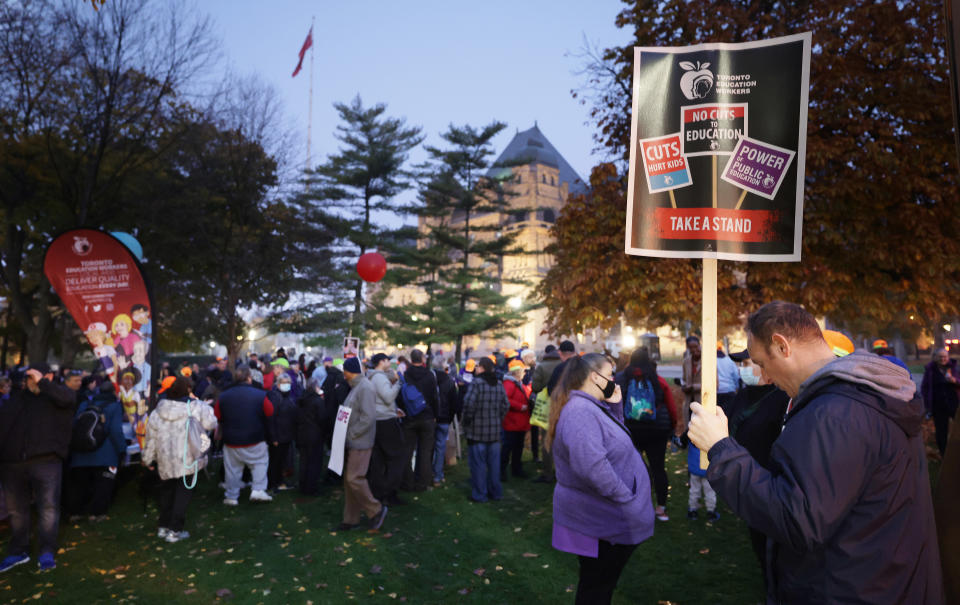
[44,229,155,447]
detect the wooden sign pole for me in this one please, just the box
[700,155,719,470]
[700,258,718,470]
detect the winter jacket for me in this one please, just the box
[401,364,440,419]
[726,384,790,471]
[435,370,459,424]
[921,358,959,416]
[296,390,333,448]
[369,369,401,421]
[706,352,944,604]
[267,388,298,444]
[552,390,654,545]
[343,374,377,449]
[142,397,218,481]
[0,379,77,462]
[546,358,571,396]
[215,383,274,447]
[69,394,126,469]
[531,352,561,394]
[461,373,509,442]
[322,367,350,409]
[502,376,531,432]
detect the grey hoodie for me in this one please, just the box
[368,369,401,421]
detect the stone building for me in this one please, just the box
[378,124,586,356]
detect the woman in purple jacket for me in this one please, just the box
[547,353,654,604]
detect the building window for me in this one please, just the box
[541,174,546,184]
[516,174,521,184]
[537,208,556,223]
[551,176,555,186]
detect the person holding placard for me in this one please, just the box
[336,357,387,531]
[548,353,654,605]
[689,301,943,604]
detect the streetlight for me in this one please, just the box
[622,333,637,349]
[508,296,522,309]
[945,324,953,332]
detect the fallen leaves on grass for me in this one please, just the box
[521,552,539,558]
[472,568,485,576]
[369,565,382,575]
[215,588,233,599]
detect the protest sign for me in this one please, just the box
[626,33,811,261]
[624,33,811,467]
[328,405,353,476]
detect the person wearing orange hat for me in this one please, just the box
[501,360,531,480]
[689,302,942,604]
[871,338,910,372]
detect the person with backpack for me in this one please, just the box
[141,376,218,543]
[65,381,126,522]
[0,364,77,573]
[398,349,439,492]
[615,347,679,522]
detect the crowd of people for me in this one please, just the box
[0,304,954,603]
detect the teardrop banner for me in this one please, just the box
[43,228,156,448]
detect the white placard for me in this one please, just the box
[327,405,352,475]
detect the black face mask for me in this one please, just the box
[596,374,617,399]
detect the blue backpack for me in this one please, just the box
[398,373,427,417]
[625,378,656,422]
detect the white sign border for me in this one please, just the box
[625,31,812,262]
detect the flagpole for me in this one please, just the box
[306,16,315,175]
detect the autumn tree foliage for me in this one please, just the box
[541,0,960,344]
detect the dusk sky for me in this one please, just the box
[204,0,632,206]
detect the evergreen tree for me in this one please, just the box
[281,96,423,343]
[377,122,528,362]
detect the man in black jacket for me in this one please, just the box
[399,349,439,491]
[689,301,944,604]
[0,363,77,572]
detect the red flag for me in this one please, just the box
[292,27,313,78]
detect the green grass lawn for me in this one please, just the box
[0,447,764,605]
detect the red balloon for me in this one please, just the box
[356,252,387,282]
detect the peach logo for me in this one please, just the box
[72,236,92,256]
[679,61,714,100]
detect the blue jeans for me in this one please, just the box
[467,441,502,502]
[0,459,62,556]
[432,423,451,482]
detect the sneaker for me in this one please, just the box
[686,509,699,520]
[707,510,721,522]
[157,527,171,538]
[249,490,273,502]
[655,507,669,522]
[165,530,189,543]
[223,498,239,506]
[0,554,29,573]
[275,483,294,491]
[368,505,388,530]
[37,553,55,572]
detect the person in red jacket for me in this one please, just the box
[501,359,532,480]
